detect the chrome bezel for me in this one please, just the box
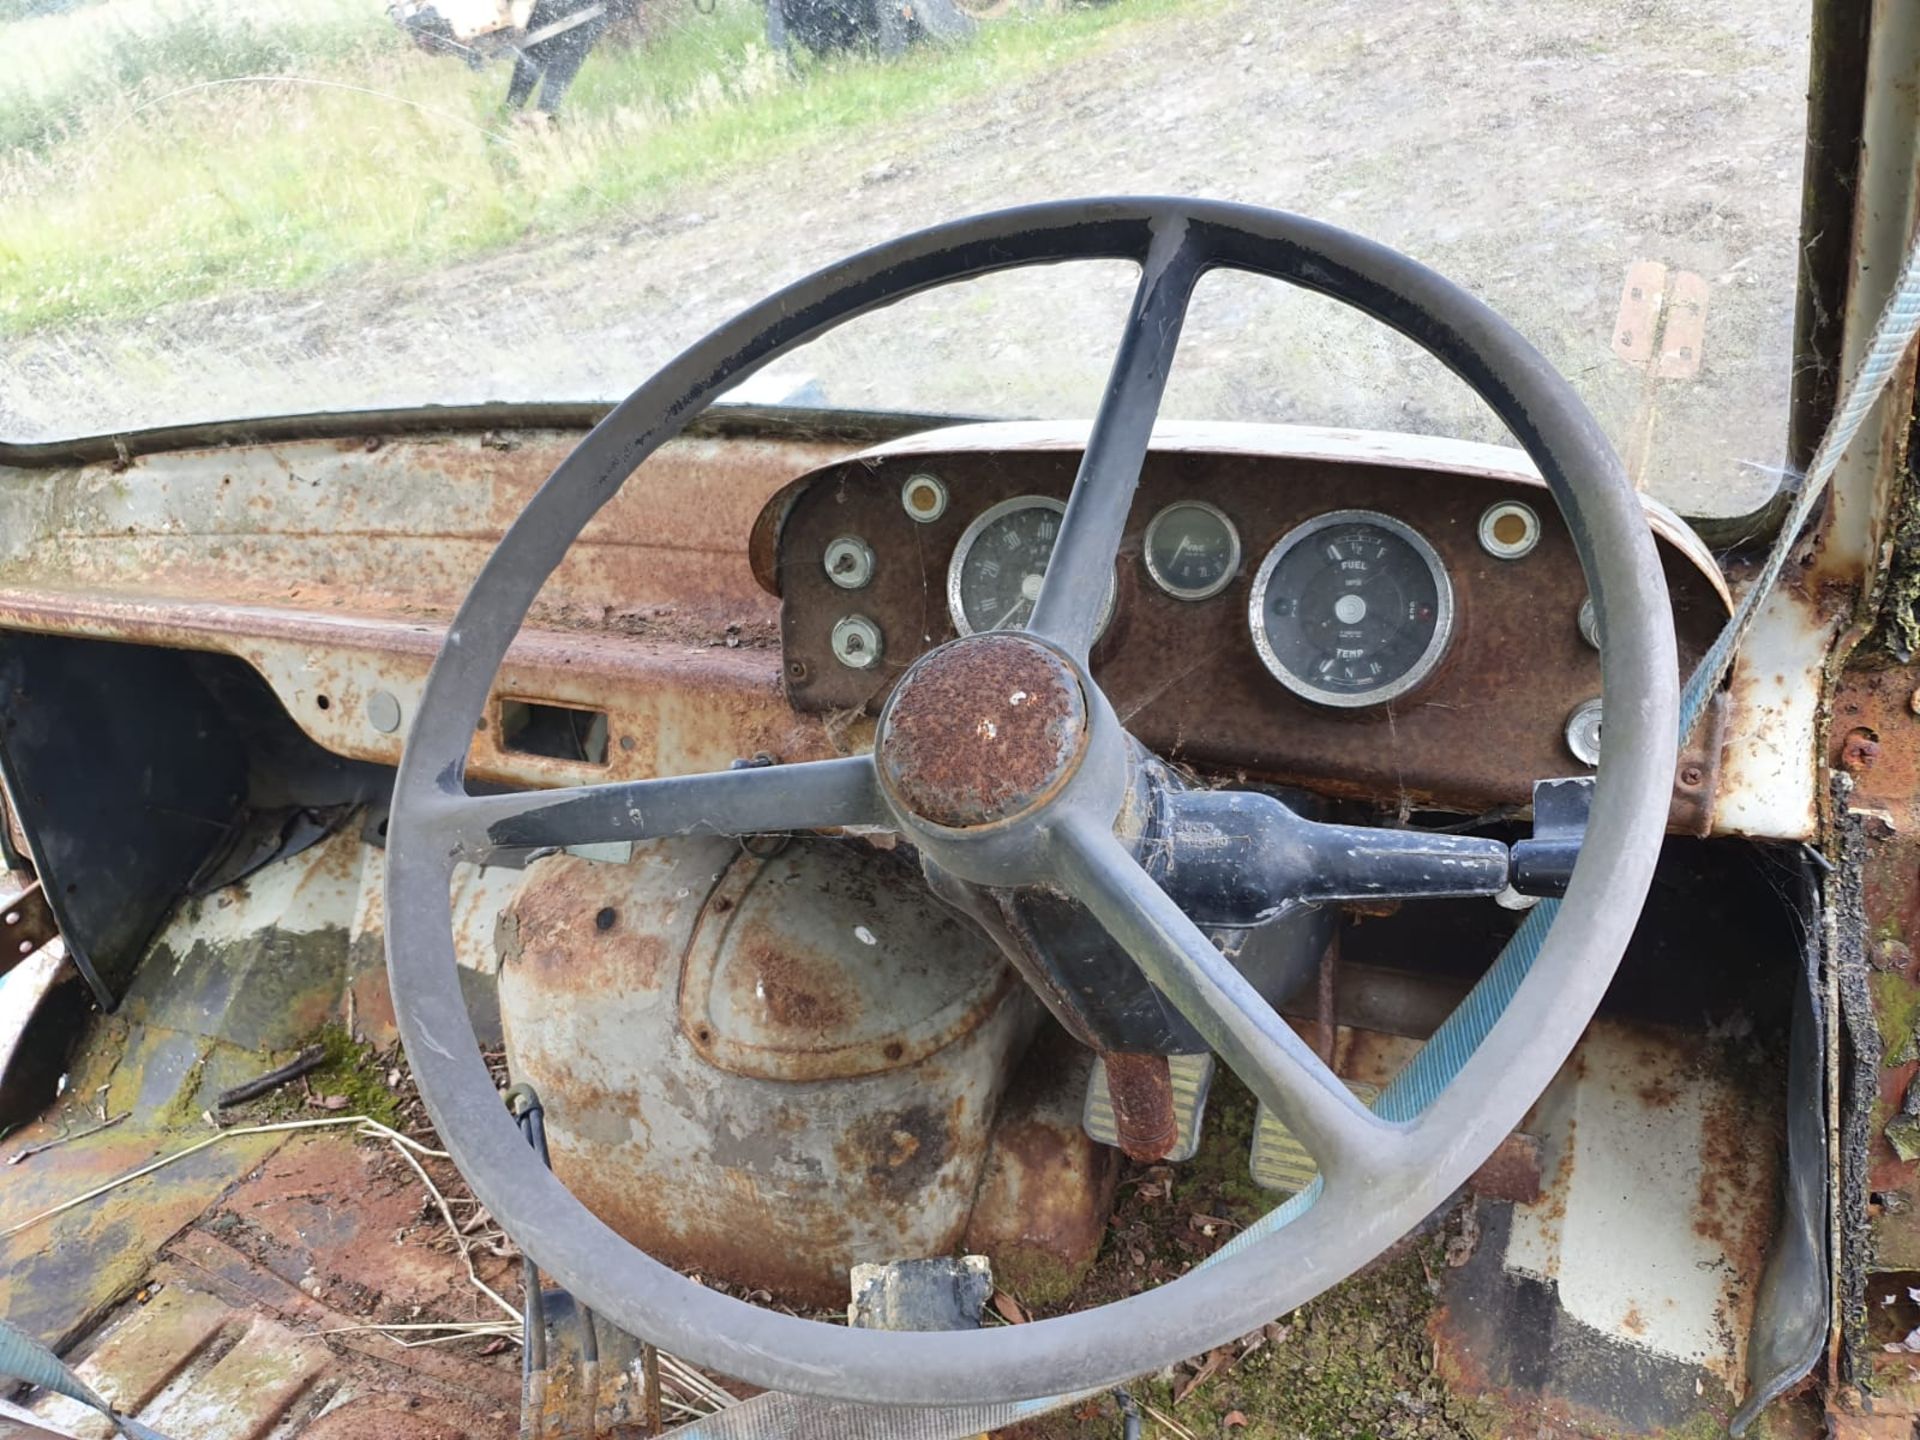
[901,472,949,524]
[946,494,1115,638]
[1565,696,1604,766]
[1246,508,1456,709]
[1477,500,1541,560]
[823,535,876,590]
[830,614,884,670]
[1142,500,1242,601]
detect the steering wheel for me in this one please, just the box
[385,198,1678,1405]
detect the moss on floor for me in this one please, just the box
[1012,1069,1494,1438]
[302,1025,403,1131]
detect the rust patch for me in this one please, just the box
[499,855,673,992]
[744,942,855,1031]
[217,1134,498,1324]
[1102,1052,1179,1164]
[1842,726,1884,773]
[877,633,1088,828]
[1638,1076,1682,1109]
[1467,1132,1543,1205]
[963,1043,1121,1304]
[1834,669,1920,833]
[838,1105,953,1201]
[303,1394,505,1440]
[0,877,57,976]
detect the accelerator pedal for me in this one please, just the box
[1250,1080,1381,1194]
[1082,1052,1215,1163]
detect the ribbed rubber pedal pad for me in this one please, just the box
[1249,1080,1380,1193]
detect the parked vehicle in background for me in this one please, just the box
[764,0,972,60]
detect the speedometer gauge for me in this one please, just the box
[1247,510,1454,707]
[947,495,1115,638]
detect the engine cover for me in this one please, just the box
[496,835,1077,1306]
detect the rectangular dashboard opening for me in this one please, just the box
[497,698,609,766]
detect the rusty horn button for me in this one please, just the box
[876,633,1090,830]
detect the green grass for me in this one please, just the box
[0,0,1198,335]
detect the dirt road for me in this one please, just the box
[1,0,1808,517]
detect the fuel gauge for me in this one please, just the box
[1143,501,1241,601]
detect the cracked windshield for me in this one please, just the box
[2,0,1807,518]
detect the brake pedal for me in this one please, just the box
[1082,1052,1214,1163]
[1249,1080,1380,1194]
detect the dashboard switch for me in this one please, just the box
[823,535,876,590]
[831,614,884,670]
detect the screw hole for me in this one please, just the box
[315,695,331,711]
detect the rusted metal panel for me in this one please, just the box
[1612,261,1668,368]
[1656,272,1710,381]
[0,427,858,791]
[772,439,1730,822]
[1828,1412,1914,1440]
[1832,665,1920,834]
[1429,1017,1788,1432]
[497,837,1042,1308]
[0,587,840,791]
[26,1284,232,1438]
[962,1042,1119,1305]
[0,876,55,975]
[0,431,839,635]
[677,839,1018,1082]
[166,1228,520,1414]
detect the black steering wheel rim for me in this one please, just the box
[385,197,1678,1404]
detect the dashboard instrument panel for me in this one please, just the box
[755,423,1731,824]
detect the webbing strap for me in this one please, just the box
[0,1317,172,1440]
[672,237,1920,1440]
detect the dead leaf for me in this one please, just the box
[1172,1346,1233,1404]
[991,1291,1029,1325]
[1224,1411,1249,1429]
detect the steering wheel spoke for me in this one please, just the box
[434,754,885,861]
[1052,811,1397,1186]
[1027,218,1207,659]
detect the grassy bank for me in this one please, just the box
[0,0,1192,335]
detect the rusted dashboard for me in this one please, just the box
[758,423,1732,824]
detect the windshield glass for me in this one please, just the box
[0,0,1809,516]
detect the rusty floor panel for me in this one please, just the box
[20,1129,519,1440]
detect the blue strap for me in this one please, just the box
[0,1317,173,1440]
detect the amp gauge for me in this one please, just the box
[1144,501,1241,600]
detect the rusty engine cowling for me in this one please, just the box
[496,834,1114,1307]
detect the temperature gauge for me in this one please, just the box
[1143,501,1241,600]
[1248,509,1454,707]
